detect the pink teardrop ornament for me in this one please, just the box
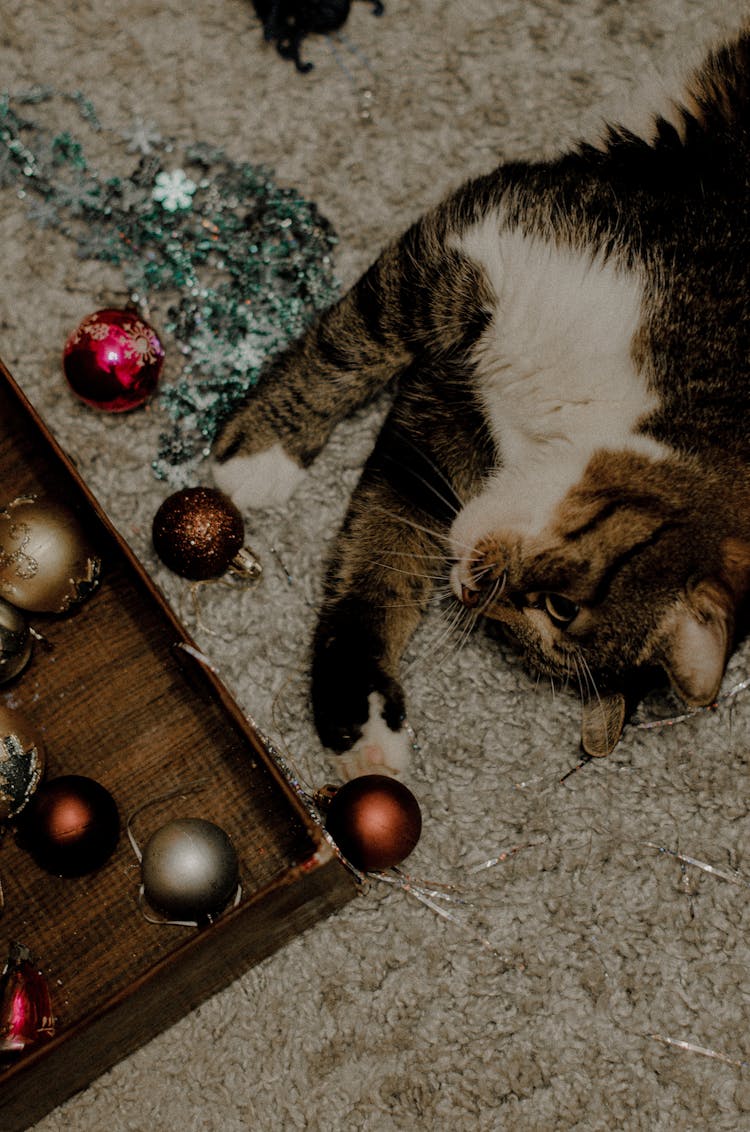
[0,942,56,1057]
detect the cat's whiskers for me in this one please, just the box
[403,594,479,676]
[477,570,506,615]
[404,607,463,675]
[377,548,449,562]
[382,449,463,518]
[559,653,573,697]
[577,651,605,716]
[372,558,449,585]
[443,613,479,664]
[374,579,457,615]
[570,653,587,704]
[387,431,468,508]
[369,503,458,549]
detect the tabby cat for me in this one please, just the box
[213,29,750,776]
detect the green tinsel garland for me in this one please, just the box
[0,88,339,483]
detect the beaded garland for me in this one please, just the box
[0,89,340,483]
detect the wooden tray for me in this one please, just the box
[0,359,358,1130]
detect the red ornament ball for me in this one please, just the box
[324,774,422,871]
[63,308,165,412]
[152,486,245,580]
[18,774,120,877]
[0,942,55,1056]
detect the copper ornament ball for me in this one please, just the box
[63,308,165,412]
[18,774,120,876]
[152,486,246,581]
[324,774,422,871]
[0,496,101,614]
[0,704,46,823]
[140,817,240,921]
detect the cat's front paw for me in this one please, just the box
[333,692,413,781]
[313,637,412,779]
[211,442,306,509]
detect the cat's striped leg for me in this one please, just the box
[212,207,490,509]
[211,243,415,508]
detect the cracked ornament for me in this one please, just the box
[0,597,32,684]
[0,704,46,823]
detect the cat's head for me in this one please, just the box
[449,449,750,756]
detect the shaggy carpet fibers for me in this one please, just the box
[1,1,750,1128]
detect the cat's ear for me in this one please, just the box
[581,691,626,757]
[654,538,750,707]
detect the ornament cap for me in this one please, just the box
[229,546,263,583]
[312,784,339,812]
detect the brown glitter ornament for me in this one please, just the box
[323,774,422,872]
[0,496,101,614]
[152,486,261,582]
[0,704,46,823]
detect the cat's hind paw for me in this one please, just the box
[211,442,307,509]
[332,692,413,781]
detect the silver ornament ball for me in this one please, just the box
[140,817,239,921]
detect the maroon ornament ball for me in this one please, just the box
[152,486,245,581]
[324,774,422,871]
[18,774,120,877]
[63,308,165,412]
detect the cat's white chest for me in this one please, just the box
[452,216,665,538]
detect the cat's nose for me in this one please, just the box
[461,583,482,608]
[459,566,509,611]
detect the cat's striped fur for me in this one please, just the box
[214,29,750,773]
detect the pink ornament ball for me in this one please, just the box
[63,308,165,412]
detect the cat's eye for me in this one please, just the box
[542,593,579,627]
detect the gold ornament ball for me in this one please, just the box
[0,496,101,614]
[0,703,46,822]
